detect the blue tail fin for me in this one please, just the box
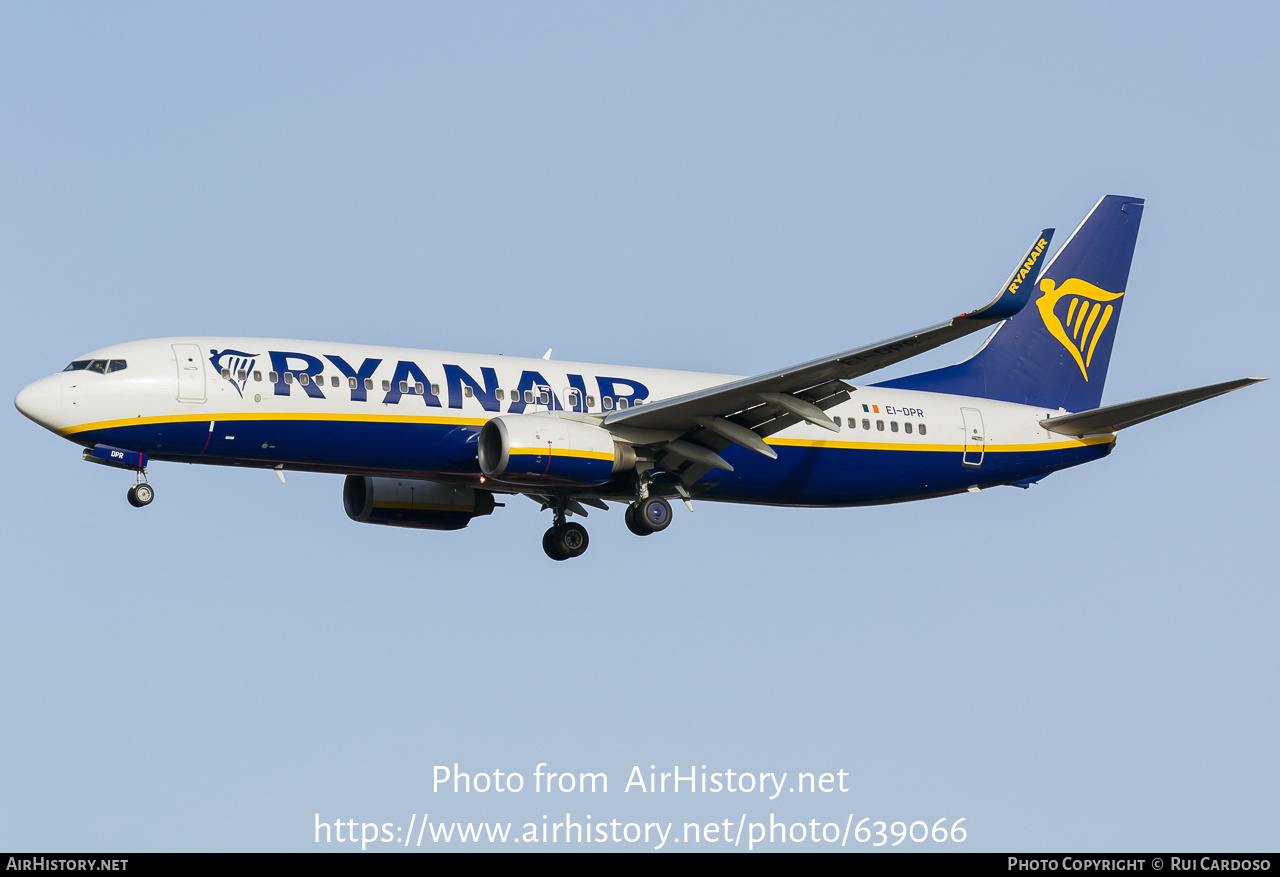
[877,195,1145,412]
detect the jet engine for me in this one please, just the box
[478,414,635,486]
[343,475,496,531]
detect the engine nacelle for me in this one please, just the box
[478,414,635,486]
[343,475,496,531]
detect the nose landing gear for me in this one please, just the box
[126,472,154,507]
[126,481,154,507]
[82,445,154,508]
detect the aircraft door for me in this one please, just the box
[173,343,206,403]
[961,407,984,467]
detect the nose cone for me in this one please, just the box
[15,375,65,431]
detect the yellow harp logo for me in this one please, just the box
[1035,277,1124,382]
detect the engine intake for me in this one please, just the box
[478,415,634,486]
[343,475,496,531]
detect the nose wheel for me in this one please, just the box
[126,482,154,507]
[126,471,154,508]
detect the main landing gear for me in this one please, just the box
[538,489,676,560]
[541,495,590,561]
[625,496,672,536]
[543,520,589,561]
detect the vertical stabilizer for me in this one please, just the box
[877,195,1145,412]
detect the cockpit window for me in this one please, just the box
[65,359,127,374]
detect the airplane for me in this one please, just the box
[14,195,1264,560]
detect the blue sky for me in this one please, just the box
[2,2,1276,851]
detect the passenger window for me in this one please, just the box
[617,398,628,410]
[364,378,373,391]
[299,373,310,386]
[221,368,231,379]
[834,416,842,428]
[919,423,927,436]
[269,371,279,383]
[254,371,262,382]
[108,360,127,373]
[586,396,595,409]
[464,386,474,398]
[862,418,871,430]
[904,422,913,434]
[415,382,425,395]
[399,381,409,393]
[524,390,534,403]
[603,397,614,410]
[431,384,440,396]
[348,377,357,389]
[890,421,898,432]
[496,389,505,401]
[382,380,391,391]
[331,376,340,387]
[539,391,549,405]
[876,420,884,431]
[284,372,294,385]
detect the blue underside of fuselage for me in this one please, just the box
[71,419,1113,507]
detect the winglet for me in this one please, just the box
[960,228,1055,321]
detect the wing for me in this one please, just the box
[600,229,1055,482]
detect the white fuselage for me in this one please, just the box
[16,337,1112,508]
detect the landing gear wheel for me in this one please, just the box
[543,522,590,560]
[625,503,650,536]
[558,522,589,558]
[127,483,154,508]
[628,496,672,535]
[542,527,568,561]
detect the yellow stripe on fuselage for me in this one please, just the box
[764,435,1115,453]
[57,411,489,437]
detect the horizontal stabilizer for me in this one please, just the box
[1040,377,1266,436]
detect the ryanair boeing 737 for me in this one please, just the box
[14,196,1264,559]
